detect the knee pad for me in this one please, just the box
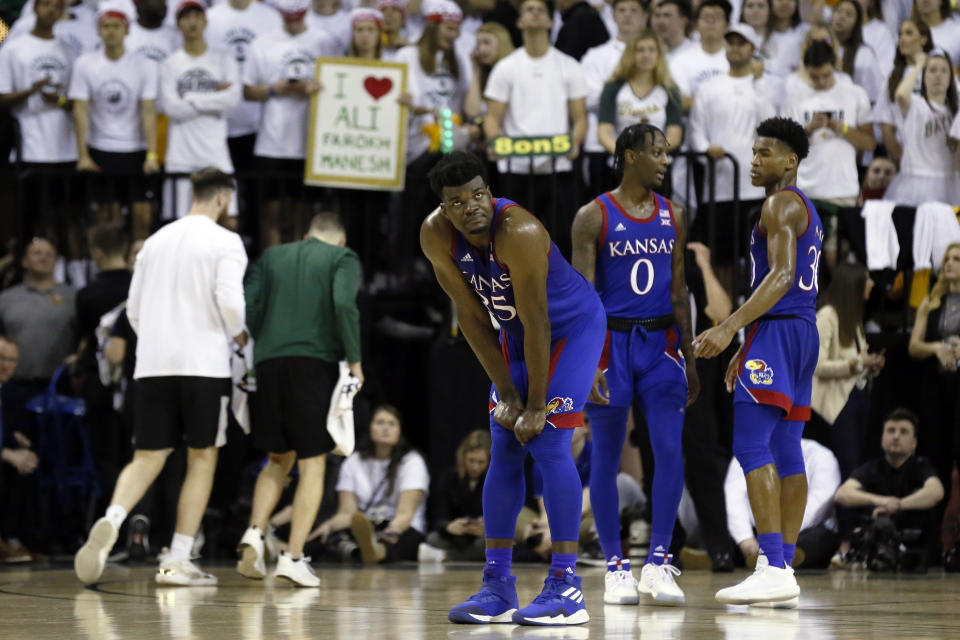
[732,432,775,475]
[771,420,805,478]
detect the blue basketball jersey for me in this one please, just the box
[593,191,677,318]
[451,197,601,340]
[748,186,824,322]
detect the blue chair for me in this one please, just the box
[26,365,101,535]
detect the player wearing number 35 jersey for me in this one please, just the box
[694,117,822,608]
[571,124,700,607]
[421,152,605,626]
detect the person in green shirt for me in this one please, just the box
[237,211,363,587]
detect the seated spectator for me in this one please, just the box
[811,262,884,479]
[597,30,683,155]
[834,408,945,568]
[418,429,489,562]
[725,438,842,569]
[0,335,38,563]
[310,405,429,563]
[829,0,884,104]
[883,50,960,206]
[860,156,898,202]
[876,19,933,166]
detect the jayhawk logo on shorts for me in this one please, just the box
[745,359,774,385]
[545,396,574,416]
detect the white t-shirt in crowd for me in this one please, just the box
[668,44,729,100]
[336,450,430,535]
[125,23,183,64]
[306,9,352,55]
[838,44,884,104]
[760,25,808,77]
[8,9,98,62]
[0,33,78,162]
[894,95,955,178]
[68,50,159,152]
[784,80,872,201]
[864,19,896,76]
[664,37,696,65]
[484,46,588,173]
[206,1,283,138]
[580,38,625,153]
[243,27,338,159]
[930,16,960,68]
[128,214,248,379]
[688,74,775,201]
[160,48,241,172]
[784,70,853,105]
[393,45,471,161]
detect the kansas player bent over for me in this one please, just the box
[694,117,822,607]
[421,152,606,626]
[571,124,700,606]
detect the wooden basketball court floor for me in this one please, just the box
[1,562,959,639]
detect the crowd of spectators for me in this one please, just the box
[0,0,959,573]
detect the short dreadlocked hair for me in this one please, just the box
[614,123,664,176]
[427,151,489,198]
[756,117,809,162]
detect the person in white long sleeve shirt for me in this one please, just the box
[688,23,773,286]
[161,0,242,220]
[75,168,248,588]
[580,0,647,192]
[725,438,842,569]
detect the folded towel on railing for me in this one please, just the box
[913,201,960,271]
[861,200,899,270]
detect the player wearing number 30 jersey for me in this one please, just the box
[571,124,700,608]
[421,152,605,626]
[694,117,822,608]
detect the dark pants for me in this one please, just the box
[796,523,841,568]
[383,526,426,562]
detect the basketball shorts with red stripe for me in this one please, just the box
[733,317,819,420]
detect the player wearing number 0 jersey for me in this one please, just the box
[421,152,605,626]
[572,124,700,607]
[695,117,822,608]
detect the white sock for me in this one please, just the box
[105,505,127,529]
[169,533,194,562]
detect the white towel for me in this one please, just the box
[230,339,255,434]
[327,362,363,457]
[861,200,899,270]
[913,201,960,271]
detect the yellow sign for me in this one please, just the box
[490,135,572,158]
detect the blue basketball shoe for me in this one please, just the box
[448,574,519,624]
[513,569,590,626]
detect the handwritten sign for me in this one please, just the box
[305,58,408,190]
[490,135,572,158]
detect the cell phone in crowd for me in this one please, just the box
[815,111,837,120]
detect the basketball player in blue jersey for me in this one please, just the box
[694,117,822,607]
[571,123,700,607]
[421,152,606,626]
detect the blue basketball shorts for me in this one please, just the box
[593,325,687,408]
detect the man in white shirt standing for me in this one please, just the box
[69,2,160,238]
[74,168,248,587]
[206,0,282,172]
[669,0,730,112]
[580,0,647,193]
[650,0,693,62]
[124,0,182,64]
[783,41,874,265]
[687,23,774,291]
[483,0,588,258]
[307,0,352,54]
[161,0,242,222]
[243,0,337,247]
[725,438,842,570]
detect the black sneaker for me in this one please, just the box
[127,515,151,562]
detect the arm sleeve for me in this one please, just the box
[580,49,605,113]
[0,48,13,94]
[66,58,89,101]
[724,459,756,544]
[800,443,842,531]
[814,306,855,378]
[186,55,241,114]
[597,81,622,125]
[564,57,588,100]
[483,59,510,103]
[335,454,360,493]
[333,250,362,363]
[241,43,262,87]
[141,61,159,101]
[243,256,264,339]
[917,458,939,481]
[214,234,248,337]
[848,461,874,487]
[951,112,960,139]
[854,86,872,125]
[665,87,683,126]
[160,58,199,121]
[396,452,430,493]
